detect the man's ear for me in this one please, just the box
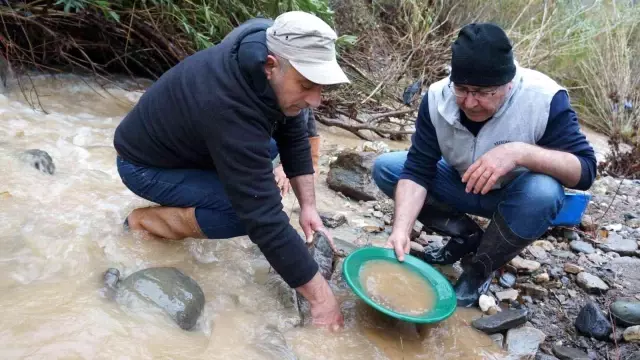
[264,54,279,80]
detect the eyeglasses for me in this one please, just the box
[448,82,500,100]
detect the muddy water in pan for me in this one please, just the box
[360,259,436,316]
[0,74,507,359]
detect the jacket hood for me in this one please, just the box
[222,17,284,120]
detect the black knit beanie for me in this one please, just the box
[450,23,516,87]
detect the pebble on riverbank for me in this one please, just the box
[623,326,640,342]
[611,300,640,327]
[574,302,613,341]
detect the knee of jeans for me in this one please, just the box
[521,174,565,215]
[497,173,565,239]
[196,208,247,239]
[371,154,398,197]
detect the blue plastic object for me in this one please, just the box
[551,192,592,226]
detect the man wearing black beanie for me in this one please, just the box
[372,23,597,307]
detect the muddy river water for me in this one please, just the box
[0,74,508,359]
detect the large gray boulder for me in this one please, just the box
[326,151,384,201]
[103,267,205,331]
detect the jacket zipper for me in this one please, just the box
[270,116,286,137]
[472,137,477,162]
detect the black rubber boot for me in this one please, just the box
[455,210,534,307]
[409,196,484,265]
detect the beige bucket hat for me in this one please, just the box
[266,11,350,85]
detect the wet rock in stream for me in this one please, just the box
[333,237,358,256]
[309,231,337,280]
[16,149,56,175]
[319,212,348,228]
[249,324,298,360]
[326,151,384,201]
[264,273,304,331]
[102,267,205,331]
[265,231,348,330]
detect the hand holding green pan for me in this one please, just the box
[342,246,457,324]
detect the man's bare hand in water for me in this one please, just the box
[296,271,344,331]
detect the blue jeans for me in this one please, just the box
[372,151,564,240]
[116,139,280,239]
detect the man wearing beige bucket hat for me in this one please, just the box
[114,11,349,330]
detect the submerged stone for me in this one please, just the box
[249,324,298,360]
[106,267,205,331]
[17,149,56,175]
[319,212,347,228]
